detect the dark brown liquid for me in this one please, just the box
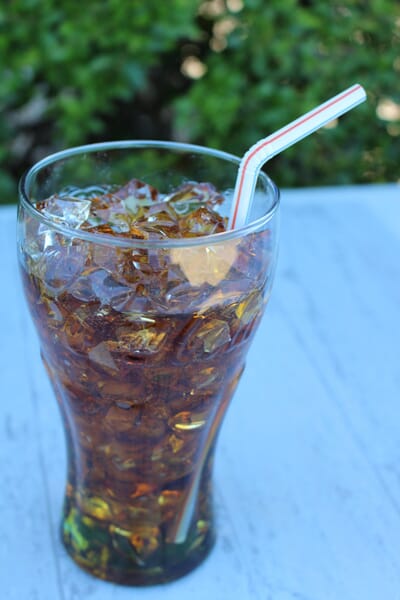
[20,226,268,584]
[19,179,273,583]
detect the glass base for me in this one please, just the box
[61,505,215,586]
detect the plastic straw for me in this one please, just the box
[166,391,231,544]
[229,83,367,229]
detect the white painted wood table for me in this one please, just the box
[1,183,400,600]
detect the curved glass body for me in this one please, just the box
[17,141,279,585]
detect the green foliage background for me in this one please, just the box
[1,0,399,203]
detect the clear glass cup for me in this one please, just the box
[17,141,279,585]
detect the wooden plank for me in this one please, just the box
[278,188,400,487]
[219,298,400,599]
[1,206,63,600]
[211,185,400,598]
[3,185,400,599]
[240,187,400,598]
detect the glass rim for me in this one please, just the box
[18,140,280,249]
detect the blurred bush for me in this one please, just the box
[1,0,399,203]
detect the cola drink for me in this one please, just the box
[18,143,279,585]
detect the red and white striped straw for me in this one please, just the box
[229,83,367,229]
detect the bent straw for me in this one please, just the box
[166,393,230,544]
[166,369,241,544]
[166,84,366,546]
[229,83,367,229]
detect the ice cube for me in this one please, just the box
[109,326,167,356]
[38,223,57,251]
[165,182,224,211]
[88,341,118,371]
[235,291,263,324]
[42,195,91,228]
[113,179,159,216]
[177,316,232,360]
[178,206,226,236]
[88,269,132,306]
[195,319,231,353]
[21,219,58,267]
[137,203,180,237]
[37,244,87,295]
[107,212,132,233]
[171,240,239,286]
[190,367,219,389]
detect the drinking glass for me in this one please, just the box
[17,141,279,585]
